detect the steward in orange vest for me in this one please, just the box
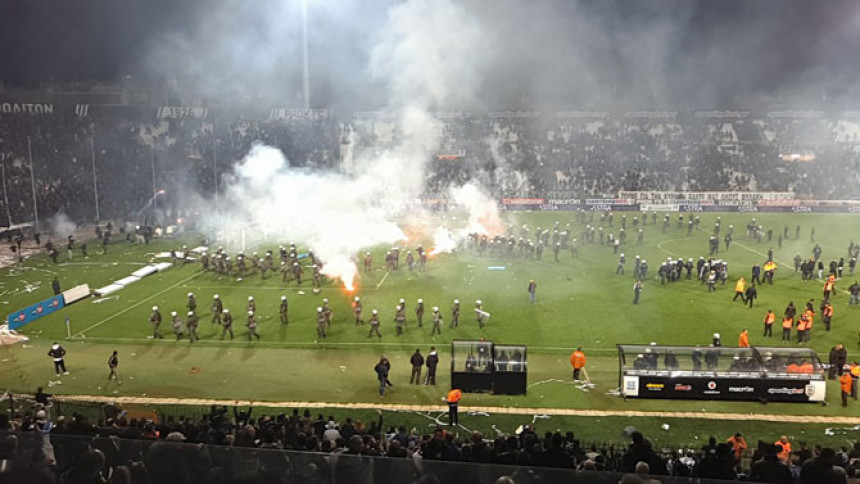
[822,303,834,331]
[781,316,793,341]
[841,371,853,407]
[446,388,461,426]
[738,329,750,348]
[763,310,775,338]
[570,348,586,381]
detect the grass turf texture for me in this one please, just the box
[1,212,859,439]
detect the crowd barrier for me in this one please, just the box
[3,431,739,484]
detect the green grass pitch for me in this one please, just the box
[1,211,859,444]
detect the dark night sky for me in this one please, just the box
[1,0,858,105]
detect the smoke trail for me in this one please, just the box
[46,213,77,238]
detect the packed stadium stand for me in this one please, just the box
[1,108,859,225]
[3,394,857,483]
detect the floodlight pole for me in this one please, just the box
[213,138,218,210]
[150,144,157,201]
[90,137,100,221]
[1,155,13,226]
[302,0,310,109]
[26,136,38,228]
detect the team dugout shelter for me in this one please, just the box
[617,344,825,403]
[451,340,527,395]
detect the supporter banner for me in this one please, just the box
[488,111,541,119]
[0,102,54,114]
[269,108,330,121]
[624,375,824,402]
[619,191,793,202]
[555,111,609,119]
[623,111,678,119]
[766,110,825,119]
[157,106,208,119]
[694,110,750,119]
[8,295,65,330]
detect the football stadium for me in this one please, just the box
[0,1,859,482]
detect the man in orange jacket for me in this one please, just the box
[570,347,586,381]
[738,329,750,348]
[774,436,792,462]
[445,388,462,426]
[851,363,860,400]
[763,310,775,337]
[841,370,853,407]
[727,432,748,463]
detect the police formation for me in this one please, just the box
[151,242,490,342]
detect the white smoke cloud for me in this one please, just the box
[215,0,503,288]
[223,144,407,290]
[46,213,77,238]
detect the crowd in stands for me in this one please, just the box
[2,109,860,226]
[0,395,859,483]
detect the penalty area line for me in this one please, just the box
[71,271,204,338]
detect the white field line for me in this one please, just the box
[375,271,390,289]
[71,271,204,338]
[42,393,860,424]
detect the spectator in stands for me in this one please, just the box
[620,432,666,475]
[750,443,793,484]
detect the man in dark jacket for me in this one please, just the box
[829,344,848,379]
[375,357,390,398]
[410,349,424,384]
[750,444,792,484]
[621,432,666,475]
[799,448,847,484]
[745,284,758,308]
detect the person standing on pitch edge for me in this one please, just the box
[528,279,537,303]
[570,347,586,381]
[445,388,462,426]
[48,343,69,376]
[410,349,424,384]
[375,356,390,398]
[107,350,121,384]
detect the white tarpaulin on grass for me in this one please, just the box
[94,284,124,296]
[131,266,158,278]
[115,276,142,287]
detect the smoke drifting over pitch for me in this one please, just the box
[217,0,497,289]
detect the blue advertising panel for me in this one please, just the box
[8,295,65,330]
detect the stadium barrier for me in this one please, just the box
[2,431,738,484]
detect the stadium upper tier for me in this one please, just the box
[0,108,858,222]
